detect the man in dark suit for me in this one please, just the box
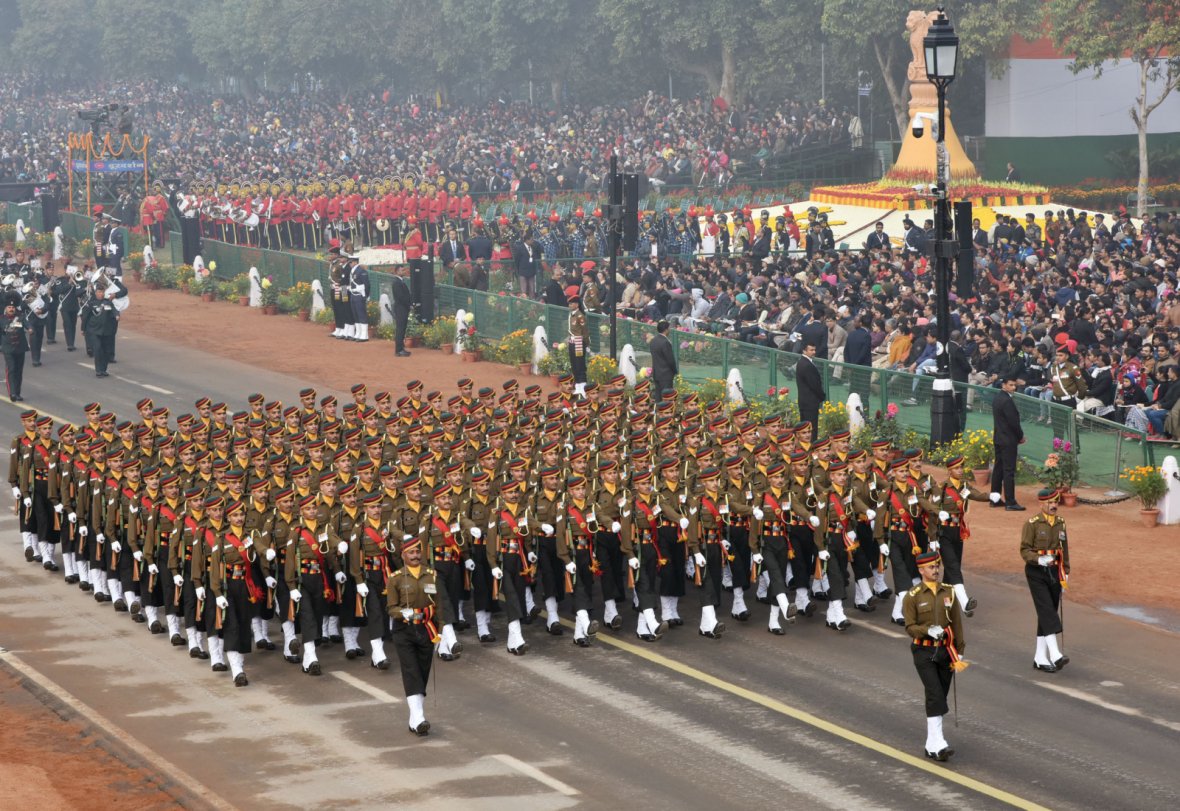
[439,225,466,271]
[512,232,541,299]
[971,218,988,249]
[649,320,678,402]
[796,342,826,432]
[864,222,890,251]
[390,264,413,357]
[990,375,1025,510]
[798,307,829,360]
[843,315,873,403]
[947,332,972,433]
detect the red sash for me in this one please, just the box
[890,490,922,555]
[568,504,591,536]
[700,495,723,525]
[224,532,265,603]
[944,484,970,540]
[363,525,391,582]
[299,527,336,602]
[763,491,794,559]
[828,491,858,552]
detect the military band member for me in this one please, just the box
[903,550,966,762]
[386,535,451,736]
[1021,488,1070,672]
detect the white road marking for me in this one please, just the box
[0,648,237,811]
[1035,682,1180,732]
[331,670,401,704]
[492,753,580,797]
[75,362,174,394]
[856,621,907,639]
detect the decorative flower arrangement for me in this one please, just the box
[1121,465,1167,510]
[818,400,849,437]
[489,328,532,365]
[766,386,790,400]
[260,275,278,307]
[1040,438,1079,492]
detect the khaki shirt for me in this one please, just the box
[902,581,966,652]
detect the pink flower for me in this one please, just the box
[767,387,776,396]
[1062,441,1072,453]
[886,403,899,417]
[1052,437,1062,450]
[778,387,790,396]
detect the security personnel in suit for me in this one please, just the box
[902,550,966,762]
[386,534,451,736]
[1020,488,1070,673]
[390,264,413,357]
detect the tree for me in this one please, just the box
[95,0,192,80]
[1045,0,1180,217]
[10,0,97,77]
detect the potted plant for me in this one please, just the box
[217,279,236,301]
[959,429,995,488]
[493,328,533,373]
[537,345,571,381]
[233,273,251,305]
[1121,465,1168,527]
[404,320,425,348]
[259,276,278,314]
[457,314,483,362]
[1039,439,1080,505]
[143,262,164,290]
[423,315,456,351]
[278,281,313,319]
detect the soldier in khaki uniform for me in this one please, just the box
[209,500,264,686]
[349,490,395,668]
[420,485,467,660]
[460,470,498,642]
[750,461,798,635]
[878,457,940,625]
[1048,345,1087,439]
[1021,488,1070,673]
[690,466,728,639]
[902,550,966,762]
[530,466,567,634]
[591,460,629,630]
[141,472,185,644]
[814,461,871,631]
[630,469,668,641]
[285,493,344,675]
[386,535,451,736]
[933,455,995,617]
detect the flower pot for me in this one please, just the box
[972,468,991,489]
[179,282,189,294]
[262,304,278,315]
[440,342,454,354]
[201,292,215,302]
[1060,491,1078,507]
[461,350,482,363]
[298,309,310,322]
[146,281,160,291]
[405,336,420,348]
[518,362,533,375]
[238,295,250,306]
[1139,508,1160,528]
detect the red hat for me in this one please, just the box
[574,206,585,218]
[527,210,538,221]
[92,205,104,216]
[549,210,560,223]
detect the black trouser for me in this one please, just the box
[850,520,875,582]
[595,531,625,602]
[220,579,254,654]
[394,307,409,351]
[360,570,391,640]
[469,546,495,613]
[46,300,58,342]
[339,571,362,628]
[32,481,58,542]
[787,524,817,589]
[146,544,176,611]
[61,306,78,349]
[392,621,434,696]
[657,525,686,597]
[939,526,965,586]
[824,533,850,601]
[1051,396,1074,440]
[890,530,921,593]
[534,534,564,602]
[653,377,674,405]
[4,351,24,398]
[635,539,660,611]
[297,572,332,641]
[954,384,967,433]
[94,332,115,374]
[29,319,44,363]
[501,552,528,622]
[181,574,207,631]
[725,524,752,591]
[698,540,725,607]
[572,546,595,613]
[1025,564,1063,635]
[432,557,463,624]
[912,645,954,717]
[569,345,587,384]
[760,534,791,599]
[990,442,1018,504]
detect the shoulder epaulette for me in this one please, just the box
[907,584,923,597]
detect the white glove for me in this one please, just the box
[518,517,528,529]
[586,512,597,523]
[147,563,158,575]
[618,497,627,508]
[752,553,764,565]
[216,595,228,610]
[195,586,206,601]
[491,567,503,580]
[693,552,706,567]
[879,543,890,556]
[928,540,940,552]
[133,550,143,562]
[611,521,622,533]
[465,558,476,572]
[719,503,729,515]
[721,539,731,552]
[1037,554,1055,566]
[79,526,88,537]
[173,574,184,587]
[54,503,63,514]
[527,552,538,564]
[938,511,950,522]
[337,541,348,555]
[818,550,830,561]
[628,557,640,570]
[265,576,277,589]
[12,487,21,499]
[927,625,944,639]
[450,523,460,533]
[679,493,687,504]
[989,492,1002,504]
[96,532,105,543]
[265,547,275,561]
[243,535,253,548]
[678,517,689,530]
[334,571,347,584]
[565,561,577,574]
[401,608,414,620]
[111,540,122,554]
[23,497,31,507]
[357,583,369,598]
[290,589,302,602]
[865,509,877,521]
[845,530,857,541]
[541,522,555,535]
[470,527,482,539]
[68,511,77,523]
[752,507,764,521]
[809,515,821,528]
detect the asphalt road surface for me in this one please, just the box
[1,327,1178,810]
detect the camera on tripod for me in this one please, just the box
[77,103,132,136]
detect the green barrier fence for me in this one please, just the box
[1,201,43,232]
[148,234,1152,489]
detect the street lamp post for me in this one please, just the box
[924,6,960,447]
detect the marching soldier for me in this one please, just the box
[690,466,728,638]
[591,460,629,630]
[878,457,939,625]
[1021,488,1070,673]
[630,469,669,641]
[386,535,451,736]
[530,466,567,635]
[285,492,344,674]
[209,500,264,686]
[903,550,966,762]
[814,461,870,631]
[655,458,691,627]
[750,462,797,635]
[563,475,600,646]
[142,472,186,645]
[420,485,467,660]
[459,470,498,642]
[170,486,212,659]
[350,490,394,668]
[934,455,993,617]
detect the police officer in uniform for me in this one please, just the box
[1021,488,1070,672]
[903,550,966,762]
[386,534,451,736]
[1,300,29,400]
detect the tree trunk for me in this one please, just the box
[550,77,564,109]
[873,38,909,141]
[1136,58,1150,219]
[719,42,737,105]
[681,62,721,99]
